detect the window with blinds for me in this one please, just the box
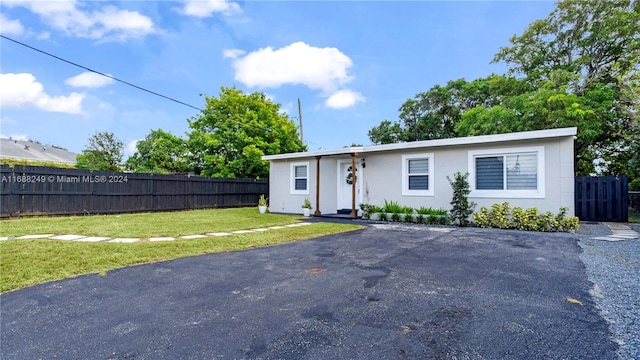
[408,159,429,190]
[294,165,307,190]
[290,162,309,194]
[402,153,434,196]
[475,152,537,191]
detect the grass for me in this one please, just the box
[0,208,305,238]
[0,208,363,292]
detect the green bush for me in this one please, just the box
[490,202,511,229]
[383,200,402,214]
[472,203,579,232]
[400,206,414,215]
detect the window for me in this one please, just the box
[402,153,434,196]
[290,162,309,194]
[469,147,544,198]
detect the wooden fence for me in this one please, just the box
[574,175,628,222]
[0,165,268,218]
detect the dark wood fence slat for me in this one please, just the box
[0,165,268,217]
[574,175,628,222]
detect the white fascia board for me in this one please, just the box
[262,127,576,161]
[262,147,364,160]
[361,127,577,154]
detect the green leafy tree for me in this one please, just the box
[76,132,123,171]
[188,86,306,178]
[493,0,640,94]
[491,0,639,177]
[369,0,639,182]
[125,129,193,174]
[368,75,529,144]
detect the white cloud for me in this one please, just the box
[177,0,241,17]
[65,72,114,88]
[325,89,365,109]
[2,0,157,41]
[0,73,84,114]
[0,13,24,35]
[228,41,354,94]
[222,48,245,59]
[125,139,140,156]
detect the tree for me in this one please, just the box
[125,129,192,174]
[489,0,639,176]
[368,75,529,144]
[455,79,620,175]
[493,0,640,93]
[373,0,638,178]
[188,86,306,179]
[76,132,123,171]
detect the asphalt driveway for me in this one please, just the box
[1,224,617,359]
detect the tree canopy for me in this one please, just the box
[124,129,192,174]
[76,132,124,171]
[368,0,639,181]
[188,86,306,179]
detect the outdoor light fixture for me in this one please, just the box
[361,158,366,168]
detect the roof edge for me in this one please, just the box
[262,127,577,161]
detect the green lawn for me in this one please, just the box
[0,208,308,238]
[0,209,362,292]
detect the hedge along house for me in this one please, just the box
[262,127,577,218]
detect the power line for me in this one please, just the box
[0,34,202,111]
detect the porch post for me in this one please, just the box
[350,153,357,218]
[314,156,321,216]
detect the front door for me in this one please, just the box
[338,161,360,211]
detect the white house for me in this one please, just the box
[262,127,577,218]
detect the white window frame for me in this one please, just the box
[401,153,434,196]
[468,146,545,198]
[290,162,309,195]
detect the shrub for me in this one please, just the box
[472,204,579,232]
[401,206,414,215]
[417,206,448,216]
[369,205,384,213]
[473,207,491,228]
[490,202,511,229]
[447,172,476,226]
[383,200,402,214]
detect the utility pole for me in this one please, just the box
[298,98,304,144]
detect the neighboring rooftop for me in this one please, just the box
[0,138,77,165]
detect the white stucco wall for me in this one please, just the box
[267,134,575,216]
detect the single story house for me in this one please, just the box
[262,127,577,218]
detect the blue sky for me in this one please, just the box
[0,0,557,156]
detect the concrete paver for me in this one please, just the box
[2,222,315,243]
[15,234,54,239]
[109,238,139,243]
[592,223,640,242]
[50,235,87,241]
[148,237,175,242]
[75,237,111,242]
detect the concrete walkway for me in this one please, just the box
[0,222,314,243]
[591,222,640,242]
